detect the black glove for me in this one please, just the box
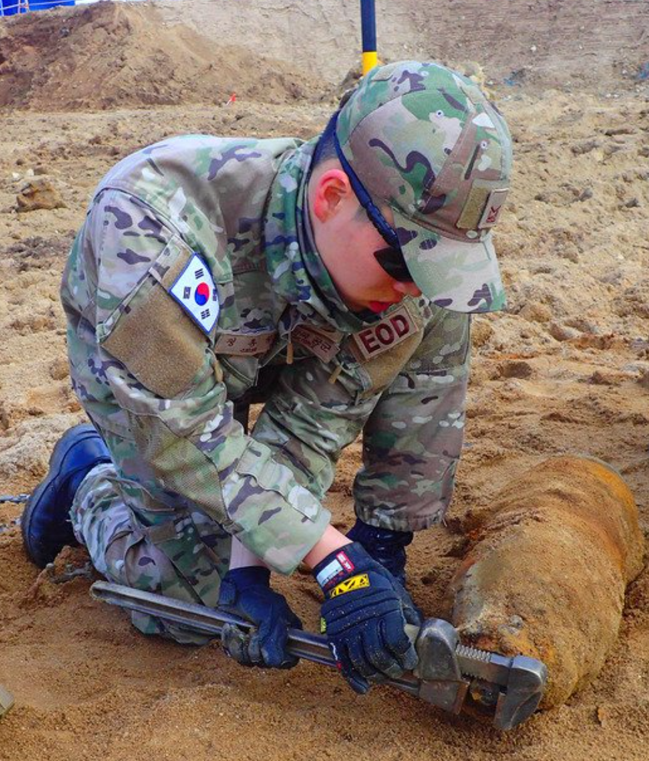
[346,518,413,585]
[218,567,303,669]
[313,542,419,694]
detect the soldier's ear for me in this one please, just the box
[312,169,354,223]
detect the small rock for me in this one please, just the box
[638,371,649,390]
[571,139,600,155]
[532,264,556,275]
[603,143,624,157]
[49,357,69,381]
[566,318,599,334]
[498,360,534,379]
[519,302,552,323]
[598,269,622,285]
[549,322,580,342]
[557,247,580,264]
[16,178,65,212]
[604,127,635,136]
[596,706,610,726]
[577,187,594,202]
[588,371,618,386]
[624,197,640,208]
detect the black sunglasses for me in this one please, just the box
[373,244,414,283]
[325,111,415,285]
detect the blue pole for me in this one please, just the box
[360,0,378,74]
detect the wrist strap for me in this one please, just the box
[312,542,370,593]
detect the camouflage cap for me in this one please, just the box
[336,60,513,313]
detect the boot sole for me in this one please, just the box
[21,423,104,567]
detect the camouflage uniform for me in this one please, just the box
[61,62,510,641]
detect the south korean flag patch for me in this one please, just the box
[169,253,219,335]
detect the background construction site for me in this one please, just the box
[0,1,648,759]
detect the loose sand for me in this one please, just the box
[0,2,648,759]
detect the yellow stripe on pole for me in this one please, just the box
[362,51,379,75]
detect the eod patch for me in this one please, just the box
[350,302,418,362]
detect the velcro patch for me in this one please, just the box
[169,253,219,334]
[478,188,509,228]
[351,303,418,362]
[214,330,277,356]
[330,573,370,598]
[316,557,344,588]
[292,325,341,363]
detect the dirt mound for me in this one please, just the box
[160,0,649,91]
[0,2,323,111]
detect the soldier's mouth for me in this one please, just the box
[368,300,397,313]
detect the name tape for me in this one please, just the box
[214,330,277,356]
[292,325,341,364]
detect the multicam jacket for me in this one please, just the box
[61,135,470,576]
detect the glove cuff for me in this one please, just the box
[347,518,414,549]
[224,566,271,588]
[346,519,413,584]
[311,542,373,594]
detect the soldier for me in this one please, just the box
[22,61,512,694]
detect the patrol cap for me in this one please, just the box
[335,61,513,313]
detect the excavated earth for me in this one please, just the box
[0,2,648,759]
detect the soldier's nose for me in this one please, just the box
[393,281,422,298]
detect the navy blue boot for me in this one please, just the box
[346,518,414,586]
[22,424,111,568]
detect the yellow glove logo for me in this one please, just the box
[330,573,370,598]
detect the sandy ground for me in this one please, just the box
[1,2,649,759]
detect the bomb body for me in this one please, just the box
[449,456,645,708]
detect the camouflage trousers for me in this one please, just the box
[70,376,281,645]
[71,460,232,644]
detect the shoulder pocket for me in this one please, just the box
[98,236,213,399]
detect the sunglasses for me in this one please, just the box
[373,244,414,283]
[327,110,415,285]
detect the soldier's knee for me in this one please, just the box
[104,531,175,591]
[104,532,213,645]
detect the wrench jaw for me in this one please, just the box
[493,656,548,731]
[413,618,470,715]
[412,619,548,730]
